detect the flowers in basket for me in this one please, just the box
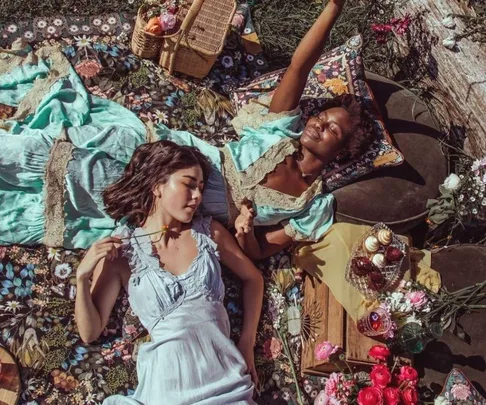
[313,342,420,405]
[143,0,182,35]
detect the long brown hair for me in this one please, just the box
[103,140,211,227]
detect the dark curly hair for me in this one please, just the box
[103,140,211,227]
[321,94,375,161]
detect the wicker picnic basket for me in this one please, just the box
[159,0,236,78]
[131,4,166,59]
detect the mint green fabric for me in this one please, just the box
[0,46,334,249]
[225,112,302,172]
[0,47,146,249]
[255,194,334,241]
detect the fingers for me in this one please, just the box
[95,236,122,245]
[250,367,259,389]
[94,245,118,261]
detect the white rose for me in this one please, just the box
[442,173,461,191]
[442,15,456,29]
[434,396,450,405]
[442,36,457,50]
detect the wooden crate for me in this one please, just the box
[301,276,380,376]
[301,235,412,376]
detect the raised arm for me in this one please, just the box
[269,0,346,114]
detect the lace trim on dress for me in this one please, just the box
[238,138,299,190]
[0,40,72,121]
[14,46,72,121]
[221,147,324,222]
[282,220,318,242]
[43,131,74,247]
[231,94,301,136]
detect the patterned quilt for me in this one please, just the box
[0,8,326,405]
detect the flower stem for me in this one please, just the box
[276,328,304,405]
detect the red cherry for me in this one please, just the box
[351,256,374,277]
[385,246,404,262]
[368,270,386,291]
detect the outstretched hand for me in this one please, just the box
[235,200,255,238]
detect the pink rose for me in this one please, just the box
[451,383,471,400]
[0,246,7,260]
[263,337,282,359]
[315,341,339,361]
[124,325,137,336]
[401,386,418,405]
[405,291,428,310]
[231,12,245,30]
[383,387,400,405]
[159,12,177,31]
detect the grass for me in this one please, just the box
[0,0,140,23]
[251,0,398,74]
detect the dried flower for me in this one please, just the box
[75,59,102,79]
[263,337,282,359]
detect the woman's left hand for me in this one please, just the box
[237,337,259,389]
[235,200,255,238]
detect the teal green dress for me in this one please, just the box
[0,42,334,249]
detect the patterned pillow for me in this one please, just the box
[438,368,486,403]
[230,35,404,191]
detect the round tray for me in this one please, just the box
[0,346,21,405]
[345,223,407,299]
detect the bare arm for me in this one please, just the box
[238,224,293,261]
[212,220,264,384]
[269,0,346,114]
[234,204,293,260]
[74,237,129,343]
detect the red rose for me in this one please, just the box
[370,364,392,388]
[383,387,401,405]
[397,366,419,386]
[369,345,391,362]
[402,386,418,405]
[358,387,384,405]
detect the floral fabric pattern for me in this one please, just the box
[0,9,329,405]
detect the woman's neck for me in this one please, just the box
[297,146,326,183]
[142,211,185,244]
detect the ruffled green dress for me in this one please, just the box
[0,42,334,249]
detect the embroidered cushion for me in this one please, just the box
[437,369,486,404]
[230,35,404,191]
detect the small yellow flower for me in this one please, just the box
[323,78,348,95]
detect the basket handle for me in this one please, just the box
[168,0,205,75]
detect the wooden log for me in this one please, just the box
[395,0,486,158]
